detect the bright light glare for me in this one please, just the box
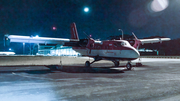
[0,52,15,55]
[9,48,11,51]
[84,7,89,12]
[150,0,169,12]
[35,35,39,37]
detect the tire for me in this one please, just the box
[126,63,132,70]
[85,61,90,67]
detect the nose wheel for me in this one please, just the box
[126,62,132,70]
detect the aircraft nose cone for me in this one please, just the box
[130,48,140,59]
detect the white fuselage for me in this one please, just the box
[73,40,140,60]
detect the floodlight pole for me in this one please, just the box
[118,29,123,40]
[23,43,25,54]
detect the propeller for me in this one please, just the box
[83,31,91,39]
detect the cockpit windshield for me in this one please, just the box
[122,41,130,46]
[121,42,126,46]
[114,41,131,47]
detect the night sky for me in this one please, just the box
[1,0,180,43]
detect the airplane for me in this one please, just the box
[5,23,170,70]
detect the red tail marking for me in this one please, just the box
[132,32,141,49]
[133,39,141,49]
[70,22,79,40]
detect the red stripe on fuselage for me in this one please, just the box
[72,46,132,50]
[86,56,137,61]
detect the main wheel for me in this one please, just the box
[126,63,132,70]
[114,61,119,67]
[85,61,90,67]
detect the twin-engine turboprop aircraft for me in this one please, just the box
[6,23,170,70]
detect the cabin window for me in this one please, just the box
[121,42,125,46]
[114,42,122,47]
[121,42,128,46]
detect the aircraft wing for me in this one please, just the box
[5,35,79,45]
[139,38,171,44]
[5,23,80,46]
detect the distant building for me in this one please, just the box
[138,48,158,56]
[37,45,80,56]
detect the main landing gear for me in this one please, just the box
[126,62,132,70]
[85,56,132,70]
[113,60,132,70]
[85,61,91,67]
[85,56,102,67]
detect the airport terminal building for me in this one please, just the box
[37,45,80,56]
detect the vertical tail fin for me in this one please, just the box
[70,22,79,40]
[132,32,141,49]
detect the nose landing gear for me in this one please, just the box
[113,60,132,71]
[126,62,132,70]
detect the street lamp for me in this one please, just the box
[118,29,123,40]
[84,7,89,13]
[23,43,25,54]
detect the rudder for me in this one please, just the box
[70,22,79,40]
[132,32,141,49]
